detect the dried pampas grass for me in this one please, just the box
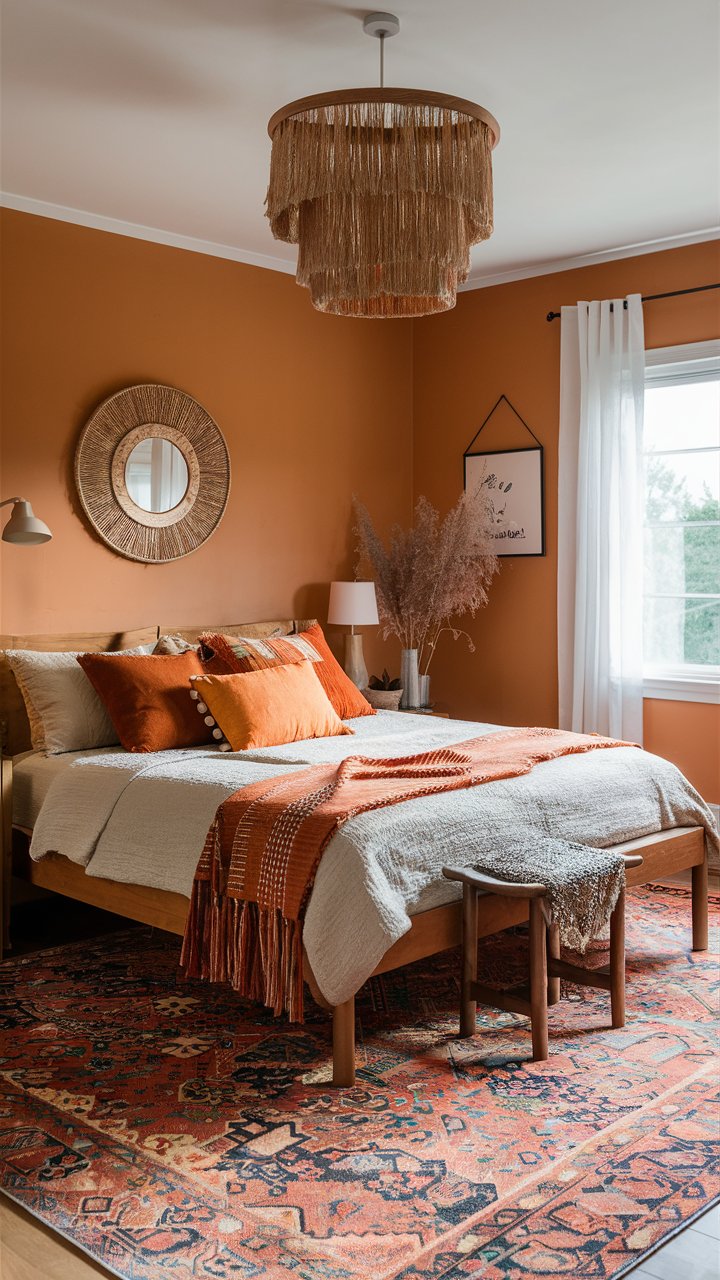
[354,491,498,674]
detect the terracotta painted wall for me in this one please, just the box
[1,212,717,803]
[412,240,720,802]
[0,209,413,676]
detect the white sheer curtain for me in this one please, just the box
[557,294,645,742]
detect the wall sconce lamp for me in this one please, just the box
[327,580,379,690]
[1,497,53,545]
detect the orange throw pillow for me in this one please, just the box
[77,651,212,752]
[190,662,354,751]
[200,623,375,720]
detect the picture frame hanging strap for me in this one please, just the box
[463,395,543,457]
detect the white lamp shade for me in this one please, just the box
[2,500,53,545]
[327,580,379,626]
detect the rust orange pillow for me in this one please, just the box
[189,662,354,751]
[77,651,213,752]
[200,623,375,720]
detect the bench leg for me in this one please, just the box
[692,857,708,952]
[332,997,356,1087]
[547,923,560,1005]
[529,899,548,1061]
[460,884,478,1037]
[609,889,625,1028]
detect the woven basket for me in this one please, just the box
[363,687,403,711]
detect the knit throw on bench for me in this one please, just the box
[180,726,635,1020]
[466,839,628,952]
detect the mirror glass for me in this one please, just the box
[124,438,189,513]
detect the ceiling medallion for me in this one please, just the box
[265,12,500,319]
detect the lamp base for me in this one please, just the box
[344,633,368,690]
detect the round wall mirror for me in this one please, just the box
[75,384,231,563]
[124,437,189,513]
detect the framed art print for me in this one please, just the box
[463,397,545,557]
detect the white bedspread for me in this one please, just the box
[26,713,718,1005]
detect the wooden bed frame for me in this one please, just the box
[0,623,710,1088]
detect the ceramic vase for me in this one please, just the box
[400,648,420,709]
[418,673,431,708]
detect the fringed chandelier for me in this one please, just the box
[265,12,500,319]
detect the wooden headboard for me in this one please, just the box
[159,619,315,646]
[0,619,316,756]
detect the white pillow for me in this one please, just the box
[6,645,154,755]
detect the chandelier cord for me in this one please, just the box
[379,32,385,87]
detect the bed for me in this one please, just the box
[1,621,714,1087]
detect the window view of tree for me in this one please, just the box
[644,457,720,666]
[643,371,719,672]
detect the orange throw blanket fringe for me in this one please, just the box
[180,727,635,1020]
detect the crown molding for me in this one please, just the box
[460,227,720,291]
[0,191,297,276]
[2,190,718,292]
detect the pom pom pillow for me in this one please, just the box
[200,623,374,720]
[189,662,354,752]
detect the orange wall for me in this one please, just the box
[1,211,718,802]
[0,209,412,676]
[413,240,720,802]
[643,699,719,805]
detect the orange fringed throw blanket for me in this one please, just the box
[180,727,634,1019]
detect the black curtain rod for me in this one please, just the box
[546,281,720,322]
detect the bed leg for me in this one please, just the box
[332,997,356,1087]
[691,857,708,952]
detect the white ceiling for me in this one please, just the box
[2,0,719,285]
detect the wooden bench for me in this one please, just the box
[443,852,643,1061]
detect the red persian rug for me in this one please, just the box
[0,883,717,1280]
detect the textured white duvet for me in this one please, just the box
[24,712,718,1004]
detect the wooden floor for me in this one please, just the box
[1,1197,111,1279]
[1,873,717,1280]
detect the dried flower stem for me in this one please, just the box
[420,626,475,676]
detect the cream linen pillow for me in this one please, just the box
[6,644,154,754]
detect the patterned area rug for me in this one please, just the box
[0,883,718,1280]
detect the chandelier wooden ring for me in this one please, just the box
[267,88,501,148]
[75,384,230,564]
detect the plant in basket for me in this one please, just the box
[364,668,403,711]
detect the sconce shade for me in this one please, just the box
[327,580,379,626]
[2,499,53,545]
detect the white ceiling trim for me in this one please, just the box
[2,190,718,293]
[0,191,296,276]
[460,227,720,291]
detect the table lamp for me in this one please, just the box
[327,581,379,689]
[1,497,53,544]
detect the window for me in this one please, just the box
[643,341,720,701]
